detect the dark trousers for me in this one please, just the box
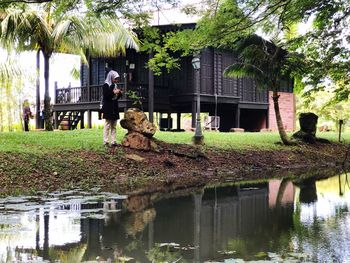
[24,120,29,132]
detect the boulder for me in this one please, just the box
[299,112,318,136]
[120,108,156,138]
[292,112,320,143]
[125,153,145,162]
[120,108,158,151]
[122,132,158,151]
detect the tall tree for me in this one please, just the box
[224,35,305,145]
[0,3,138,130]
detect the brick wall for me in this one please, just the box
[268,91,296,131]
[268,180,295,208]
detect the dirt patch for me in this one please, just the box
[0,141,348,196]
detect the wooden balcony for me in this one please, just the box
[53,82,171,112]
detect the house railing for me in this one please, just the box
[54,82,169,105]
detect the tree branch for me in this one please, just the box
[0,0,52,4]
[221,0,294,37]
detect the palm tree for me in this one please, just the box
[0,4,138,130]
[224,35,304,145]
[0,56,22,131]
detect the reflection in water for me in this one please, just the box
[0,173,349,262]
[296,178,318,204]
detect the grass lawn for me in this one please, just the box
[0,128,348,153]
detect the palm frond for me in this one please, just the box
[53,14,139,58]
[0,7,52,51]
[227,33,303,90]
[236,35,269,53]
[0,57,21,80]
[86,17,139,56]
[224,62,266,79]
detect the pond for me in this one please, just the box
[0,172,350,262]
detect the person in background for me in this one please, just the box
[102,70,122,147]
[23,99,33,132]
[39,100,45,129]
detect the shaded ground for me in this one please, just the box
[0,140,348,196]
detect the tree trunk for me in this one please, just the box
[5,81,13,131]
[43,53,53,131]
[36,49,41,129]
[272,89,291,145]
[148,52,154,123]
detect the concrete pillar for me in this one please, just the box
[167,112,172,131]
[177,112,181,130]
[87,110,92,129]
[235,105,241,128]
[80,111,85,129]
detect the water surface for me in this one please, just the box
[0,173,350,262]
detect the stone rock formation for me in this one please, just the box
[292,112,323,143]
[120,108,157,150]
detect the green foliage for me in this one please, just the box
[142,30,181,75]
[83,0,178,18]
[70,66,80,80]
[146,243,182,263]
[139,25,190,75]
[48,244,87,263]
[297,88,350,129]
[195,0,252,49]
[0,56,27,132]
[126,90,144,109]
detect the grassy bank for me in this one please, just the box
[0,128,348,153]
[0,129,348,196]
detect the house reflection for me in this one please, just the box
[80,181,297,262]
[0,182,296,262]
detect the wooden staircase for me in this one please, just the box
[56,111,83,130]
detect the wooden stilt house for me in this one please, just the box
[52,23,295,132]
